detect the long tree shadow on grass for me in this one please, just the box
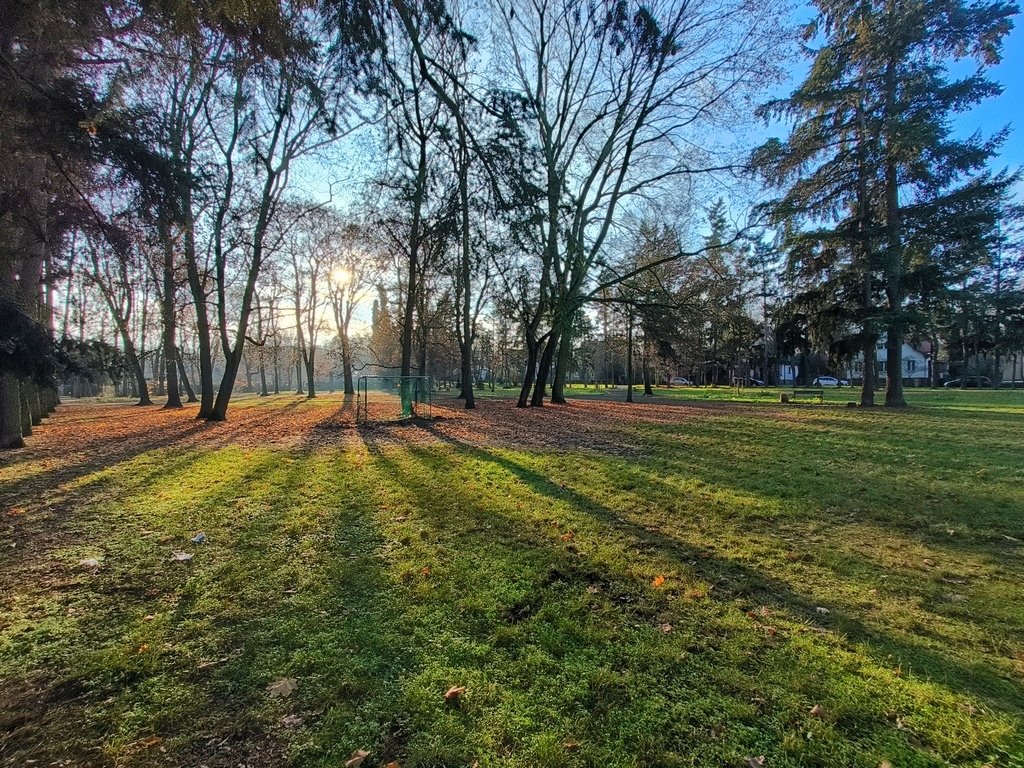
[404,421,1024,720]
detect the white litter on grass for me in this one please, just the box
[78,558,100,568]
[172,551,193,562]
[191,532,207,544]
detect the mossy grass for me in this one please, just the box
[1,392,1022,766]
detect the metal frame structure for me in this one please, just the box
[356,375,433,423]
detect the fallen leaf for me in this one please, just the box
[658,623,674,633]
[78,558,100,568]
[444,686,466,701]
[392,515,408,522]
[784,551,799,560]
[561,532,574,541]
[385,762,401,768]
[345,749,370,767]
[586,585,600,594]
[138,736,162,748]
[421,566,430,575]
[171,551,193,562]
[563,739,580,751]
[137,644,149,654]
[267,677,297,698]
[815,606,830,615]
[809,704,824,716]
[922,558,935,566]
[281,714,303,728]
[652,575,666,588]
[744,757,766,768]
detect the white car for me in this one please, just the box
[669,377,693,386]
[812,376,849,387]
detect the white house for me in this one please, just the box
[849,338,929,384]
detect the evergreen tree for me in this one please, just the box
[753,0,1017,406]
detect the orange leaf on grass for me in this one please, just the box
[444,686,467,700]
[561,532,574,541]
[652,575,666,588]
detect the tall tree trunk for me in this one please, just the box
[883,59,906,408]
[626,313,635,403]
[19,382,32,437]
[176,347,198,402]
[861,329,877,407]
[550,309,573,405]
[517,335,540,408]
[341,334,354,395]
[296,358,304,395]
[184,225,214,418]
[456,126,475,409]
[642,343,653,396]
[161,228,182,408]
[531,332,558,407]
[0,375,25,448]
[305,352,316,399]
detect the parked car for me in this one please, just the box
[998,380,1024,389]
[812,376,849,387]
[669,377,693,386]
[748,379,765,387]
[943,376,992,388]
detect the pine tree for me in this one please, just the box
[754,0,1018,406]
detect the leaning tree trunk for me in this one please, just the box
[176,349,198,403]
[517,335,540,409]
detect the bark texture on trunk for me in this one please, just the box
[0,374,24,449]
[531,333,557,407]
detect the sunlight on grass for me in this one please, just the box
[1,395,1022,767]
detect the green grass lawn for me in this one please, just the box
[1,392,1023,767]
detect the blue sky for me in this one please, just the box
[956,16,1024,197]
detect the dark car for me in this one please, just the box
[943,376,992,388]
